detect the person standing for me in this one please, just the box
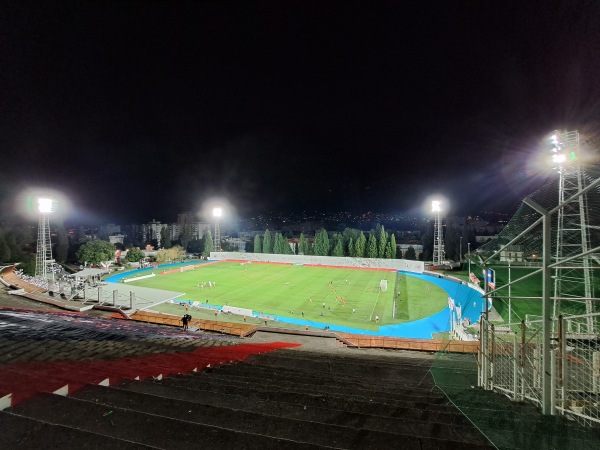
[181,314,189,331]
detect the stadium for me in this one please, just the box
[2,131,600,446]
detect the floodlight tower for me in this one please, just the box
[432,200,445,266]
[550,130,594,331]
[213,207,222,251]
[35,198,54,280]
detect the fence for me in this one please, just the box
[131,311,258,337]
[210,252,425,273]
[479,312,600,427]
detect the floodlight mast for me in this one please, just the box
[213,207,222,252]
[432,201,445,266]
[550,130,594,331]
[35,198,55,281]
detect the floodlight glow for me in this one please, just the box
[431,200,442,212]
[38,198,54,213]
[213,207,223,217]
[552,154,566,164]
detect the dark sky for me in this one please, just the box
[1,0,600,224]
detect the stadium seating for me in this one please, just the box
[1,306,598,449]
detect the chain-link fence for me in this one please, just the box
[479,313,600,427]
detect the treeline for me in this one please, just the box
[251,225,416,259]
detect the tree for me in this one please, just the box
[156,245,186,264]
[125,247,145,263]
[331,232,344,256]
[3,230,21,260]
[77,225,87,243]
[202,229,213,257]
[348,237,355,257]
[354,232,366,257]
[76,240,116,267]
[313,229,330,256]
[253,234,261,253]
[405,246,417,260]
[179,226,191,251]
[298,233,310,255]
[187,238,202,254]
[160,226,172,249]
[377,225,388,258]
[367,233,378,258]
[332,239,344,257]
[273,232,292,254]
[0,234,11,262]
[272,232,283,254]
[262,229,272,253]
[384,242,393,259]
[342,228,360,254]
[389,233,397,259]
[55,223,69,263]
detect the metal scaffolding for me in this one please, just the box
[551,130,595,331]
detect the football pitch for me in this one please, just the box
[124,261,449,332]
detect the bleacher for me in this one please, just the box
[1,306,598,449]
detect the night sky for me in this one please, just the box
[1,0,600,224]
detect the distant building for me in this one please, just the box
[109,234,125,245]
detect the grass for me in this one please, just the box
[126,261,449,331]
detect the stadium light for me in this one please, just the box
[432,200,444,266]
[36,197,56,281]
[213,207,222,251]
[38,198,55,213]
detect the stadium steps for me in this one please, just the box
[206,361,449,403]
[72,383,488,448]
[115,377,485,443]
[1,392,329,450]
[0,413,161,449]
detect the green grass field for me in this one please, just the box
[127,262,449,330]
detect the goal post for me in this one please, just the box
[380,279,388,292]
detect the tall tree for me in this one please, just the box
[187,238,202,254]
[272,232,283,254]
[3,230,20,260]
[389,233,397,259]
[179,226,191,251]
[313,229,330,256]
[202,229,213,257]
[354,232,366,257]
[253,234,261,253]
[331,232,344,256]
[298,233,310,255]
[332,239,344,257]
[367,233,378,258]
[378,225,388,258]
[348,237,355,257]
[342,228,360,254]
[262,229,272,254]
[384,242,393,258]
[160,226,172,249]
[405,246,417,260]
[55,223,69,263]
[0,234,11,262]
[77,225,87,243]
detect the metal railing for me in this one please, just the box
[479,312,600,427]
